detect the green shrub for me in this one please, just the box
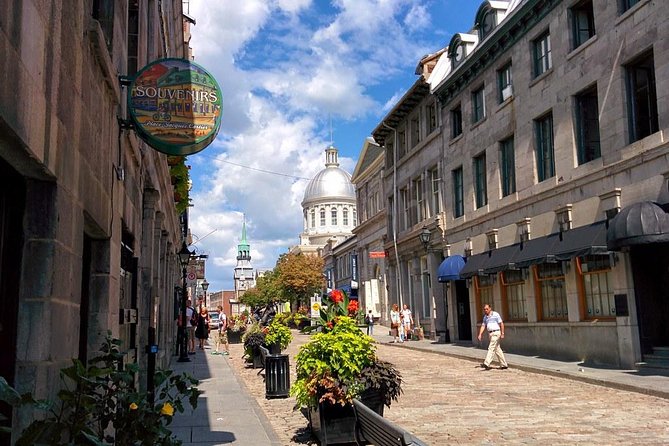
[264,321,293,351]
[0,334,200,445]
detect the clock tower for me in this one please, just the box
[234,219,255,298]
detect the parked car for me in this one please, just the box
[209,311,220,331]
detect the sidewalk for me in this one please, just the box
[369,324,669,400]
[170,347,281,446]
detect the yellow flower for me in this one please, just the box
[160,402,175,417]
[129,402,138,410]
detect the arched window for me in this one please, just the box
[478,8,496,40]
[343,208,349,225]
[331,208,338,226]
[320,209,326,226]
[310,210,315,227]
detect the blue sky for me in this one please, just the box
[186,0,481,292]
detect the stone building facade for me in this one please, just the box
[0,1,192,438]
[351,138,388,320]
[371,0,669,367]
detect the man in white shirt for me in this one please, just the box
[477,304,508,370]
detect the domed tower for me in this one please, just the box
[294,145,356,254]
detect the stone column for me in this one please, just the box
[138,189,159,393]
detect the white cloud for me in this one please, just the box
[404,4,431,30]
[185,0,452,292]
[381,89,406,113]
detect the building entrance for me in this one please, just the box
[630,243,669,357]
[0,157,25,435]
[454,280,471,341]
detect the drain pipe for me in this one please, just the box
[381,122,403,309]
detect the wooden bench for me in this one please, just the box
[352,398,429,446]
[256,345,270,375]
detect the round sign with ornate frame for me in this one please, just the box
[128,58,222,156]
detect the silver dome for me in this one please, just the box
[302,145,355,206]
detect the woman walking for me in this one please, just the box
[195,306,210,351]
[390,304,401,343]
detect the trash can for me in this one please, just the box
[265,353,290,398]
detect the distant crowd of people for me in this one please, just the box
[183,298,229,356]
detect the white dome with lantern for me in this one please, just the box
[295,145,357,251]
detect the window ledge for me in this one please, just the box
[566,35,598,61]
[615,0,650,26]
[87,18,121,104]
[470,116,487,131]
[449,134,464,145]
[496,96,514,112]
[529,67,553,88]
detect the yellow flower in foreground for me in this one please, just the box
[129,402,138,410]
[160,402,175,417]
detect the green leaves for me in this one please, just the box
[0,334,201,445]
[292,316,377,408]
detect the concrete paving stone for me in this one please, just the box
[174,328,669,445]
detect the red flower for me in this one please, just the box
[347,300,359,314]
[326,321,334,329]
[330,289,344,304]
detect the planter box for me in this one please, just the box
[227,330,243,344]
[309,389,384,445]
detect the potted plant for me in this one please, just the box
[264,320,293,354]
[227,314,247,344]
[0,334,201,445]
[242,328,266,369]
[291,290,403,445]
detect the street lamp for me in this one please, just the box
[201,279,209,307]
[419,226,432,251]
[177,241,193,362]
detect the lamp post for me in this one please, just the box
[419,227,431,252]
[201,279,209,308]
[418,227,437,341]
[177,241,193,362]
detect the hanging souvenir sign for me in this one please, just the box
[128,58,222,156]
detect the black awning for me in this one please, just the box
[607,201,669,250]
[554,221,609,260]
[514,234,560,268]
[459,252,491,278]
[483,243,522,274]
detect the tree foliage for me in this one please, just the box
[275,253,324,307]
[239,269,286,310]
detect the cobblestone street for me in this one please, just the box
[223,330,669,445]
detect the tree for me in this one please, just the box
[275,253,324,308]
[239,269,287,310]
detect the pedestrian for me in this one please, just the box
[401,304,413,341]
[213,305,230,355]
[390,304,401,343]
[477,303,508,370]
[365,310,374,335]
[195,306,210,351]
[186,299,197,355]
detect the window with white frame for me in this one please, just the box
[472,86,486,123]
[532,31,552,77]
[331,208,338,226]
[430,168,440,216]
[343,208,349,225]
[415,177,426,222]
[427,102,437,134]
[577,255,615,318]
[320,208,326,226]
[501,269,526,321]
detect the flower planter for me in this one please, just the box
[308,390,384,445]
[227,330,243,344]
